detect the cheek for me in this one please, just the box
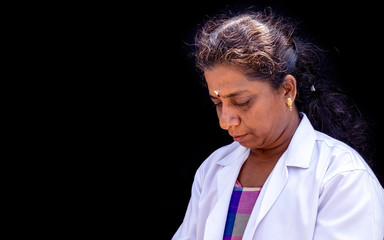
[243,98,283,133]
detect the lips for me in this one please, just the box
[232,133,248,141]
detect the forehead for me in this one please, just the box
[204,65,271,95]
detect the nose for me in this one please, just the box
[218,105,240,130]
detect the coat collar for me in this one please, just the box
[283,113,317,168]
[216,142,249,166]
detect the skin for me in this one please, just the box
[204,64,300,187]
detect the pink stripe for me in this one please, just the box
[223,237,243,240]
[237,190,261,214]
[235,179,242,187]
[231,237,243,240]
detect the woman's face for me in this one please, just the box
[204,64,293,150]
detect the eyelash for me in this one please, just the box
[212,99,251,108]
[234,100,250,107]
[212,102,222,107]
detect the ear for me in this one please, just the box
[281,74,297,101]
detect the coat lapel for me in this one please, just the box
[257,156,289,223]
[243,155,289,239]
[254,156,288,229]
[204,145,249,240]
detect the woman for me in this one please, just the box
[173,10,384,240]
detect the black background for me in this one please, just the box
[13,1,383,238]
[119,0,383,238]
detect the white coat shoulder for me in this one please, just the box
[313,130,380,184]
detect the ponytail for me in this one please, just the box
[292,40,371,161]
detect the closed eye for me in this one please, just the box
[212,101,222,107]
[233,99,251,107]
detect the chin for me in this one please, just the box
[237,138,265,150]
[237,140,255,149]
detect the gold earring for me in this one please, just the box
[287,98,293,111]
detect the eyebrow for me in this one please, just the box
[209,90,249,99]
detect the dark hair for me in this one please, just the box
[194,10,371,161]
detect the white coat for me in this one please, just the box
[173,114,384,240]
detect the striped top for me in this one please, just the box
[223,180,262,240]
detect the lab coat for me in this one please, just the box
[173,114,384,240]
